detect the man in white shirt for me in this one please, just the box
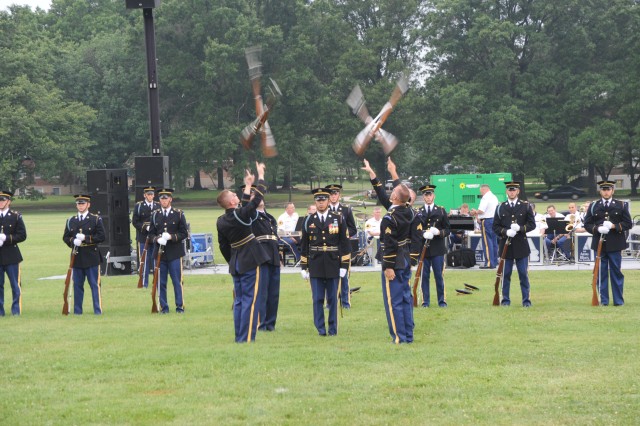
[471,184,499,268]
[277,202,300,262]
[364,207,382,265]
[544,205,571,260]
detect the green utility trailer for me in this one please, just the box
[429,173,512,212]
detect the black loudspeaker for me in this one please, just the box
[125,0,160,8]
[87,169,128,194]
[135,156,170,186]
[101,215,131,246]
[90,193,129,217]
[98,245,133,276]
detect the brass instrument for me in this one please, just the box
[565,214,577,232]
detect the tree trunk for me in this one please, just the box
[217,167,225,190]
[587,163,597,197]
[192,169,203,190]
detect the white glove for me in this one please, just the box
[603,220,613,230]
[75,233,85,241]
[157,237,167,246]
[0,233,6,242]
[162,232,171,241]
[506,229,517,238]
[73,238,82,247]
[598,226,610,235]
[339,268,347,278]
[0,240,3,247]
[300,270,309,280]
[145,225,150,232]
[510,223,520,232]
[430,227,440,236]
[423,231,434,240]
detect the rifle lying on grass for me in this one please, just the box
[62,246,78,315]
[493,237,511,306]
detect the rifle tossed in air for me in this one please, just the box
[346,74,409,157]
[240,45,281,158]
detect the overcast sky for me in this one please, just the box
[0,0,51,11]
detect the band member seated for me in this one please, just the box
[299,188,351,336]
[449,203,470,249]
[277,202,300,263]
[544,205,571,260]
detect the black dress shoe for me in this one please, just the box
[479,266,493,269]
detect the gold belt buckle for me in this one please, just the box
[322,246,327,252]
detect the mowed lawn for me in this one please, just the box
[1,209,639,425]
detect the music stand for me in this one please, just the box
[545,218,568,236]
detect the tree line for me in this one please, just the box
[1,0,639,197]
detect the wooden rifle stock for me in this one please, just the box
[62,247,77,315]
[493,238,511,306]
[151,244,163,313]
[591,236,604,306]
[412,240,431,307]
[137,237,150,288]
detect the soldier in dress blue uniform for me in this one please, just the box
[325,184,357,309]
[584,180,633,306]
[148,188,188,314]
[492,182,536,307]
[410,185,451,308]
[62,195,106,315]
[0,190,27,316]
[131,186,160,288]
[300,188,351,336]
[216,163,270,343]
[240,185,281,332]
[362,158,415,344]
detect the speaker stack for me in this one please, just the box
[86,169,132,276]
[134,156,171,202]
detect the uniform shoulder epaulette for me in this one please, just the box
[136,200,144,205]
[90,212,100,218]
[173,208,183,213]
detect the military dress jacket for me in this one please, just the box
[216,181,270,276]
[410,204,451,262]
[380,205,414,271]
[132,200,161,243]
[149,207,188,262]
[0,210,26,265]
[63,213,105,268]
[584,199,632,252]
[251,210,281,267]
[300,211,351,279]
[492,200,536,260]
[330,203,357,238]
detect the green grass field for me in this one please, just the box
[1,209,639,424]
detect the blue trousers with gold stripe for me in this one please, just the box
[381,265,413,344]
[311,277,338,336]
[501,257,530,307]
[233,263,268,343]
[73,266,101,314]
[598,251,624,306]
[158,257,184,313]
[420,255,446,307]
[0,263,21,316]
[257,263,280,331]
[481,218,498,267]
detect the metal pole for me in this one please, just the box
[143,7,161,155]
